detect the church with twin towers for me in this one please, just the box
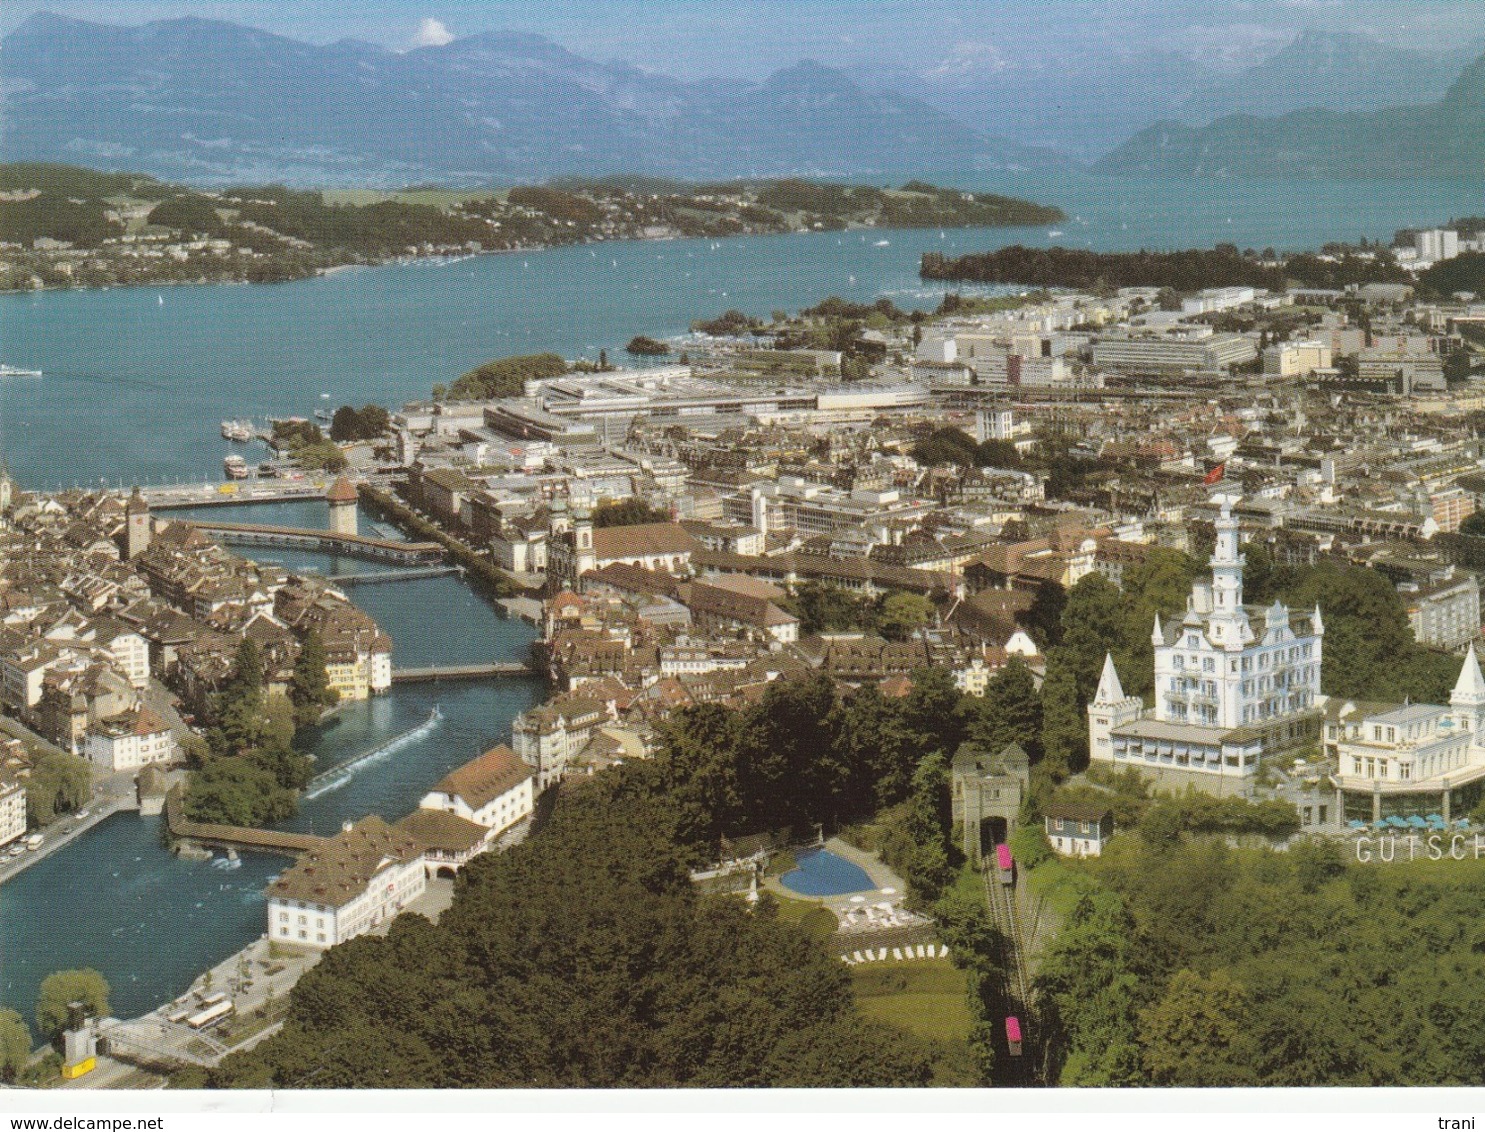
[1090,494,1485,823]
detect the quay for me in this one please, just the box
[182,520,444,565]
[391,662,534,683]
[139,482,334,510]
[164,789,326,858]
[0,791,137,887]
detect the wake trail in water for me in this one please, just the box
[303,706,442,800]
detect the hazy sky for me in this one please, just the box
[4,0,1484,77]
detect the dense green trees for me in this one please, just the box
[781,581,943,640]
[185,640,313,827]
[591,499,671,528]
[205,778,936,1088]
[1035,817,1485,1086]
[448,352,566,400]
[288,630,337,729]
[921,243,1408,293]
[0,1009,31,1081]
[23,747,91,827]
[146,196,226,237]
[910,426,1021,470]
[329,404,390,442]
[875,592,933,642]
[624,335,671,356]
[35,970,109,1042]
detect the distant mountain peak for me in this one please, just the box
[0,11,1073,185]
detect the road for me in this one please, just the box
[0,766,141,886]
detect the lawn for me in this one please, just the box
[851,959,973,1044]
[766,892,838,940]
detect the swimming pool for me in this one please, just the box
[779,849,875,897]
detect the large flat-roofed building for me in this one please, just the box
[1089,495,1323,796]
[265,816,426,950]
[1092,331,1257,376]
[1404,571,1480,651]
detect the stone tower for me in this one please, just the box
[326,476,358,537]
[572,505,596,578]
[125,487,151,559]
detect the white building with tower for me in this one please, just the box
[1089,494,1324,795]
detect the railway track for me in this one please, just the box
[984,864,1038,1085]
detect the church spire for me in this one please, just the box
[1151,612,1164,646]
[1094,652,1126,705]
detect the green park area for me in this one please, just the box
[851,959,973,1044]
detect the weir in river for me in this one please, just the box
[303,706,443,800]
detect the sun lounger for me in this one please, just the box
[852,951,866,963]
[892,947,903,960]
[938,944,949,958]
[877,947,888,961]
[916,944,927,959]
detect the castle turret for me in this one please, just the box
[326,476,358,537]
[1451,643,1485,732]
[1088,652,1143,768]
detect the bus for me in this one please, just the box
[185,1000,234,1030]
[1005,1016,1023,1057]
[994,843,1015,886]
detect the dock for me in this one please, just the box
[391,663,533,683]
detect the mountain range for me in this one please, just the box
[1098,38,1485,178]
[856,29,1481,163]
[0,12,1070,186]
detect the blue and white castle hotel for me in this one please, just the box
[1090,494,1485,822]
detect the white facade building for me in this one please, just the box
[1326,646,1485,820]
[0,776,26,849]
[419,744,535,834]
[265,817,426,950]
[84,707,176,772]
[1089,495,1323,794]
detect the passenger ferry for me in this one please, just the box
[223,454,250,480]
[220,419,253,442]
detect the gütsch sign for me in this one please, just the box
[1354,833,1485,862]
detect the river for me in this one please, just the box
[0,501,544,1020]
[1,170,1484,1019]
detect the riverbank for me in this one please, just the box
[360,483,542,598]
[0,791,138,887]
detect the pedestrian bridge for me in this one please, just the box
[165,788,327,858]
[391,663,534,683]
[183,520,445,565]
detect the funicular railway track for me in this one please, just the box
[984,846,1038,1085]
